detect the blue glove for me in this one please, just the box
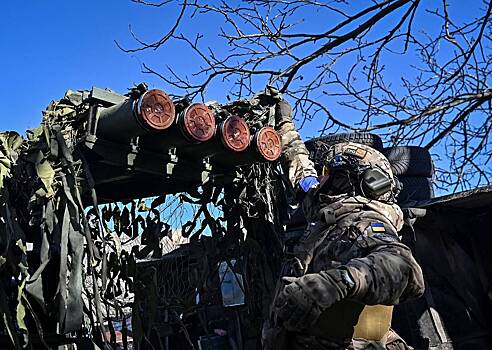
[298,176,319,192]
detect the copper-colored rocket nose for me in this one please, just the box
[181,103,216,142]
[138,89,175,130]
[256,126,281,161]
[220,116,250,152]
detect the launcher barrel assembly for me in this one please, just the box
[81,85,281,203]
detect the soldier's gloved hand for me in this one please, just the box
[273,269,354,331]
[298,176,319,192]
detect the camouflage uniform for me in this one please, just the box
[275,99,317,188]
[269,102,425,350]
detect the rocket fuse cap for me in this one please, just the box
[220,116,250,152]
[255,126,282,161]
[137,89,175,130]
[181,103,216,142]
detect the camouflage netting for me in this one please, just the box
[0,86,288,349]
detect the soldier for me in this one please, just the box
[266,99,425,350]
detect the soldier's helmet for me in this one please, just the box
[318,142,399,203]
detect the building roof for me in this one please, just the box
[423,185,492,210]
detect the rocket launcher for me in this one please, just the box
[80,84,281,203]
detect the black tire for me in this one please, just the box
[397,177,434,204]
[305,132,384,152]
[383,146,434,177]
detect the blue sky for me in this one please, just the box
[0,1,179,132]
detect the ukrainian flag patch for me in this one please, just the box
[371,222,386,233]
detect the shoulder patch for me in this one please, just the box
[370,222,386,233]
[344,146,367,159]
